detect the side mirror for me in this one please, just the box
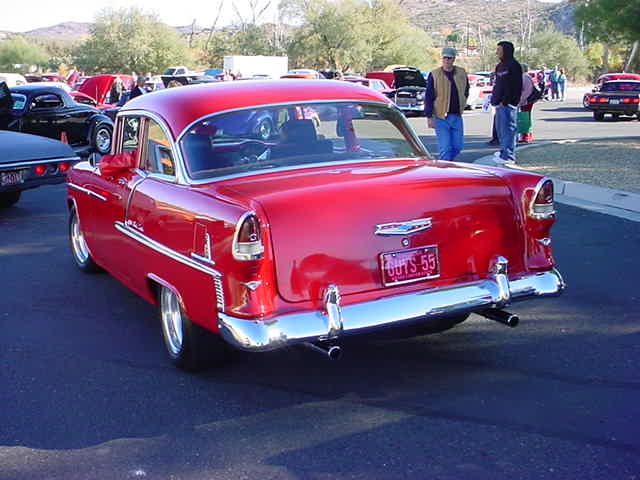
[88,152,100,167]
[99,151,137,177]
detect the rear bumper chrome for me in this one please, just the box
[218,259,565,352]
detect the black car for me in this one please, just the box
[0,130,80,208]
[382,67,428,116]
[0,82,114,156]
[584,80,640,121]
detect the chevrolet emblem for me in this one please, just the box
[375,218,433,235]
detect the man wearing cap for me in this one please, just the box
[424,47,470,161]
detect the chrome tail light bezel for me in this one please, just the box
[232,211,265,261]
[529,178,556,220]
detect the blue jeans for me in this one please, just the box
[495,104,518,161]
[434,113,463,161]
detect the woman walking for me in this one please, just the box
[517,64,535,144]
[558,68,567,101]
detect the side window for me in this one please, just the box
[30,94,63,109]
[121,116,141,153]
[143,119,175,176]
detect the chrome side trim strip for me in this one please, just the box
[218,267,565,352]
[114,221,221,277]
[190,252,215,265]
[67,182,107,202]
[214,276,225,311]
[1,156,80,169]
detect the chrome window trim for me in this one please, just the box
[176,99,397,142]
[114,221,221,278]
[0,156,80,169]
[529,176,556,219]
[185,156,431,186]
[67,182,107,202]
[115,109,190,185]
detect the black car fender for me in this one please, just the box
[86,114,114,142]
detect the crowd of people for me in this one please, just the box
[424,41,567,165]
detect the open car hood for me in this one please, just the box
[78,75,117,104]
[393,68,427,88]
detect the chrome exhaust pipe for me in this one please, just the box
[479,309,519,328]
[303,342,342,360]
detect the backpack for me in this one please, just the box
[526,83,543,104]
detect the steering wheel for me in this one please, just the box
[237,140,270,165]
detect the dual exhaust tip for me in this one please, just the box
[478,308,519,328]
[303,309,518,361]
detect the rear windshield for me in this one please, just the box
[601,82,640,92]
[180,101,429,180]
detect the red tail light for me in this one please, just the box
[232,213,264,260]
[598,97,608,103]
[58,162,71,172]
[632,98,640,104]
[530,179,555,219]
[34,164,47,175]
[622,98,630,103]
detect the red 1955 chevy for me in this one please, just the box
[66,79,564,371]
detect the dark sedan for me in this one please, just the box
[0,81,114,156]
[584,80,640,121]
[0,130,80,208]
[382,67,428,116]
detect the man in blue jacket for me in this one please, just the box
[490,41,522,163]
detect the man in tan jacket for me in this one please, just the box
[424,47,470,161]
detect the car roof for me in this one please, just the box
[10,84,70,96]
[122,79,390,138]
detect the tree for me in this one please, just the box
[280,0,435,73]
[574,0,640,73]
[523,29,589,79]
[73,7,191,74]
[0,36,49,72]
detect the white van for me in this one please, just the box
[0,73,28,87]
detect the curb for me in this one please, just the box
[472,143,640,218]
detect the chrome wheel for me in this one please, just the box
[95,126,112,154]
[160,287,184,357]
[70,210,89,264]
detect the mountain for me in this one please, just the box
[404,0,575,41]
[1,1,575,44]
[23,21,92,41]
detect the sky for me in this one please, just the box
[3,0,564,33]
[2,0,279,32]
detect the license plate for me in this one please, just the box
[1,170,24,187]
[610,99,619,104]
[380,245,440,287]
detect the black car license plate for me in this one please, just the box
[1,170,24,187]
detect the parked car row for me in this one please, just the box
[0,81,114,158]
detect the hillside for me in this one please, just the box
[405,0,574,44]
[1,0,574,44]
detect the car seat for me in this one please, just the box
[273,119,332,159]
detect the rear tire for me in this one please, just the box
[0,191,21,208]
[69,206,102,273]
[158,285,230,372]
[593,112,605,121]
